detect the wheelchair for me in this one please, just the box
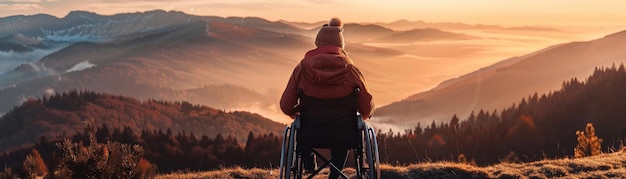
[279,88,381,179]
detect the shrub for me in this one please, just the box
[457,154,468,164]
[0,166,16,179]
[137,158,158,178]
[56,118,158,178]
[574,123,603,158]
[456,154,476,165]
[23,148,49,179]
[502,151,520,163]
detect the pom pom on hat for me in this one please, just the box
[315,17,345,48]
[328,17,343,27]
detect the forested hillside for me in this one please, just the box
[0,90,285,152]
[0,123,281,174]
[378,64,626,165]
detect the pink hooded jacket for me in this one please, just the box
[279,46,374,119]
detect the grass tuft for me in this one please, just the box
[157,150,626,179]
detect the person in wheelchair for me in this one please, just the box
[280,17,374,179]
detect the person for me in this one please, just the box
[279,17,374,179]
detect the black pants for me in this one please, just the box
[301,148,349,179]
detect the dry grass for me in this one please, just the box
[155,167,359,179]
[155,167,277,179]
[157,150,626,179]
[483,149,626,179]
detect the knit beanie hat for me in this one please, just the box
[315,17,344,49]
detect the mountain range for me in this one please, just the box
[0,10,492,123]
[0,10,311,121]
[1,10,624,127]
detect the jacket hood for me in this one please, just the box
[301,46,353,85]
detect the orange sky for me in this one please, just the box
[1,0,626,26]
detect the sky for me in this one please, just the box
[1,0,626,26]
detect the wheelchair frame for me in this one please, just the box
[279,115,381,179]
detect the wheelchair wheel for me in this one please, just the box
[363,125,381,179]
[279,124,299,179]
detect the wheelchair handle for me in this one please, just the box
[293,115,301,129]
[357,114,365,129]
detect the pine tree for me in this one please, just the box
[574,123,603,158]
[56,119,157,178]
[23,148,48,179]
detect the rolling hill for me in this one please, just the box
[0,10,317,123]
[1,10,421,123]
[375,29,626,126]
[377,19,561,32]
[1,10,608,126]
[374,28,475,43]
[0,90,285,152]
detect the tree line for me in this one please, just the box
[0,121,281,177]
[377,64,626,165]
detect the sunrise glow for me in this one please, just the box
[1,0,626,26]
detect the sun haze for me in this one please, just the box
[1,0,626,26]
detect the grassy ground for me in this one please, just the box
[156,149,626,179]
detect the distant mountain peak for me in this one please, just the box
[64,10,99,19]
[390,19,425,24]
[391,19,410,23]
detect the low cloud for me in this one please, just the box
[367,116,414,134]
[0,3,41,11]
[0,44,69,75]
[0,0,57,2]
[304,0,338,4]
[231,102,292,125]
[44,87,55,95]
[66,61,96,73]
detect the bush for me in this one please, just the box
[0,166,16,179]
[56,118,158,178]
[502,151,520,163]
[574,123,603,158]
[23,148,48,179]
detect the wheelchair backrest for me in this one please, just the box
[297,88,361,149]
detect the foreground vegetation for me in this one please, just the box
[155,149,626,179]
[1,65,625,178]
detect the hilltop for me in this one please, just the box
[0,90,285,152]
[155,149,626,178]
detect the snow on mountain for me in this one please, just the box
[0,10,198,43]
[0,14,60,38]
[0,10,200,81]
[40,10,196,42]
